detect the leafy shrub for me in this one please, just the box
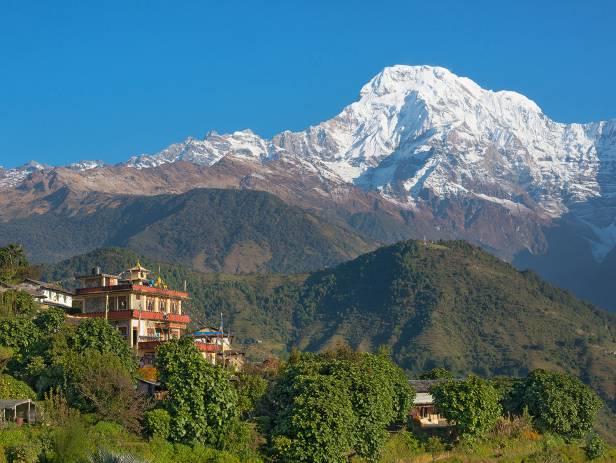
[40,387,79,427]
[143,409,171,440]
[425,436,445,462]
[72,319,136,374]
[431,375,502,440]
[522,369,602,438]
[584,433,608,460]
[269,350,414,463]
[271,373,356,463]
[63,350,146,432]
[33,307,66,335]
[156,338,238,447]
[0,375,35,400]
[5,440,42,463]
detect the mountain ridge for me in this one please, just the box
[3,64,616,310]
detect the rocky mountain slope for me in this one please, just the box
[3,65,616,309]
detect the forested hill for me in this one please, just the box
[1,187,374,273]
[43,241,616,421]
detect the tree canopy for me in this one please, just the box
[155,338,239,447]
[431,375,502,440]
[522,369,603,438]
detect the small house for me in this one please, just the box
[0,399,36,425]
[409,380,449,428]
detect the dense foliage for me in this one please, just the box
[431,375,502,440]
[155,338,239,447]
[0,244,32,283]
[522,369,603,438]
[267,349,414,462]
[72,318,137,374]
[0,374,36,399]
[4,188,373,272]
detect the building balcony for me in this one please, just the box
[74,310,190,324]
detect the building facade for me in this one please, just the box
[10,278,73,309]
[72,263,190,361]
[192,327,245,371]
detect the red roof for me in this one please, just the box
[195,343,223,353]
[76,284,189,299]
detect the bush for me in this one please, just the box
[5,440,42,463]
[143,409,171,440]
[0,375,35,400]
[63,350,146,432]
[431,375,502,440]
[584,433,608,460]
[156,338,238,447]
[271,373,356,463]
[72,318,137,374]
[522,369,602,438]
[51,421,91,463]
[425,436,445,462]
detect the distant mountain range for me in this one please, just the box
[2,65,616,310]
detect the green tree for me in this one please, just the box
[235,371,268,418]
[0,318,41,366]
[0,374,36,399]
[584,433,608,460]
[143,408,171,440]
[425,436,445,462]
[329,350,414,461]
[72,318,136,374]
[0,244,30,283]
[431,375,502,440]
[521,369,602,438]
[0,290,38,317]
[156,338,238,447]
[64,349,146,432]
[269,350,414,463]
[271,372,356,463]
[34,307,66,334]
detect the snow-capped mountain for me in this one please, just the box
[125,65,616,224]
[0,160,50,188]
[67,160,106,171]
[3,65,616,310]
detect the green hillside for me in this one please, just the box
[43,241,616,435]
[2,188,374,273]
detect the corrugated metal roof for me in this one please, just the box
[413,393,434,405]
[0,399,35,408]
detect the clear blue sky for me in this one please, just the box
[1,0,615,168]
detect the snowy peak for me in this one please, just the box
[108,65,616,224]
[124,129,278,169]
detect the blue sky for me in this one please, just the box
[1,0,615,168]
